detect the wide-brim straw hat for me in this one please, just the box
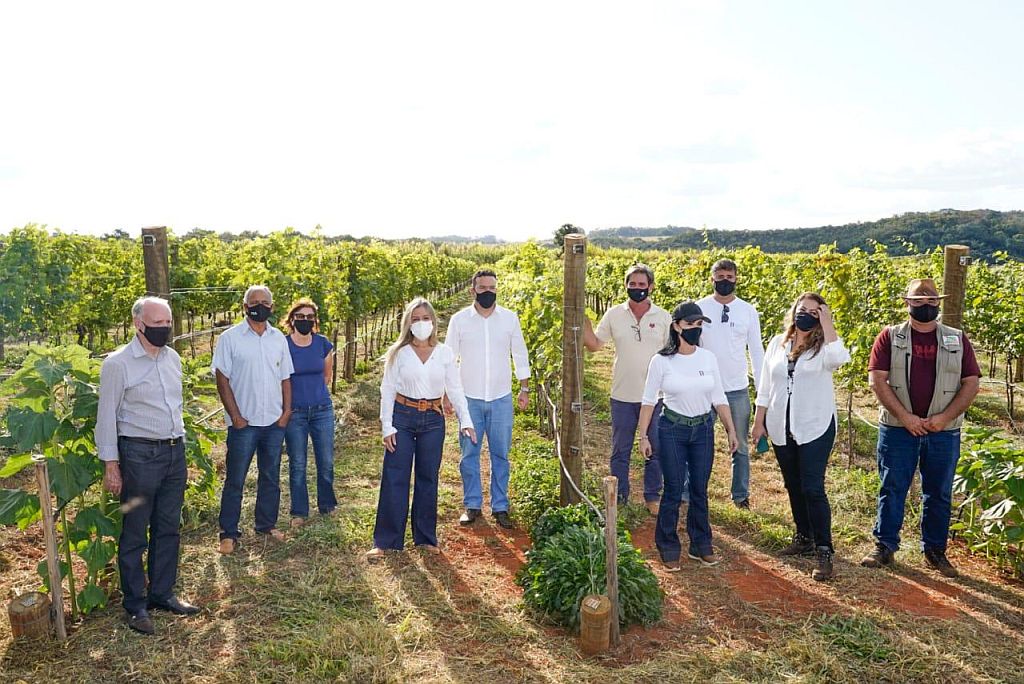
[903,278,947,300]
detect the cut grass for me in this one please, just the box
[4,322,1024,682]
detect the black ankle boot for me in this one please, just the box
[812,546,834,581]
[779,533,815,557]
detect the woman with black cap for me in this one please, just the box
[638,300,738,570]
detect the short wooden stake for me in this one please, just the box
[33,454,67,642]
[603,476,620,647]
[7,592,52,640]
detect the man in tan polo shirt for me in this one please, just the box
[583,264,672,512]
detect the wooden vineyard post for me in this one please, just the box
[560,233,587,505]
[344,318,356,380]
[33,455,67,642]
[141,226,183,351]
[603,476,620,647]
[942,245,970,331]
[331,324,340,393]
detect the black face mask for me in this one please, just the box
[476,291,497,309]
[794,312,820,331]
[141,325,171,348]
[714,279,736,296]
[627,288,649,303]
[246,304,272,323]
[293,319,315,335]
[681,327,702,346]
[909,303,939,323]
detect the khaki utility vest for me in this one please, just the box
[878,321,965,430]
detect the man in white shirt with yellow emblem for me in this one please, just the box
[583,264,671,513]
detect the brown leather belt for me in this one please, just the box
[395,394,444,414]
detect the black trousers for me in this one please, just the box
[773,418,836,550]
[117,437,187,614]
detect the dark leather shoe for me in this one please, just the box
[148,596,201,615]
[459,508,482,525]
[924,547,960,578]
[493,511,513,529]
[860,543,895,568]
[126,609,155,635]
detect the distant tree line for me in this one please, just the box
[587,209,1024,261]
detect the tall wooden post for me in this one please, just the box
[603,476,621,647]
[560,234,587,505]
[33,455,67,642]
[141,226,171,298]
[942,245,970,330]
[141,226,183,350]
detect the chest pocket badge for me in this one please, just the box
[942,335,961,350]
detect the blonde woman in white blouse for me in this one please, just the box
[751,292,849,581]
[366,298,477,561]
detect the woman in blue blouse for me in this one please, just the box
[284,298,337,526]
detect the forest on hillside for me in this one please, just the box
[588,209,1024,261]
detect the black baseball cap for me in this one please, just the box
[672,300,711,323]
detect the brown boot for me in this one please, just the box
[812,546,834,581]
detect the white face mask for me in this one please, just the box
[410,320,433,341]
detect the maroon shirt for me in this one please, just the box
[868,326,982,418]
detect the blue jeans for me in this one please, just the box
[373,402,446,549]
[873,425,961,552]
[459,394,513,512]
[726,388,752,502]
[219,423,285,540]
[118,438,186,614]
[610,398,664,503]
[285,403,338,517]
[656,412,715,561]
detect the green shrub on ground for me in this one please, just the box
[517,503,662,630]
[953,426,1024,576]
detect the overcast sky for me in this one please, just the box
[1,1,1021,240]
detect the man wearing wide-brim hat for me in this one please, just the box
[861,278,981,578]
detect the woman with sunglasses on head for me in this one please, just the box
[366,297,477,561]
[638,300,738,570]
[284,298,338,527]
[751,293,849,581]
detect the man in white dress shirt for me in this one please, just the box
[213,285,294,554]
[445,269,531,529]
[696,258,765,509]
[97,296,199,634]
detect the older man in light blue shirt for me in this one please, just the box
[97,296,198,634]
[213,285,294,554]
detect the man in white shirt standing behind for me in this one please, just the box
[445,269,531,529]
[697,258,765,509]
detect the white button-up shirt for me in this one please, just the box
[95,336,185,461]
[755,335,850,446]
[212,321,294,427]
[379,344,472,438]
[445,304,531,401]
[696,295,765,392]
